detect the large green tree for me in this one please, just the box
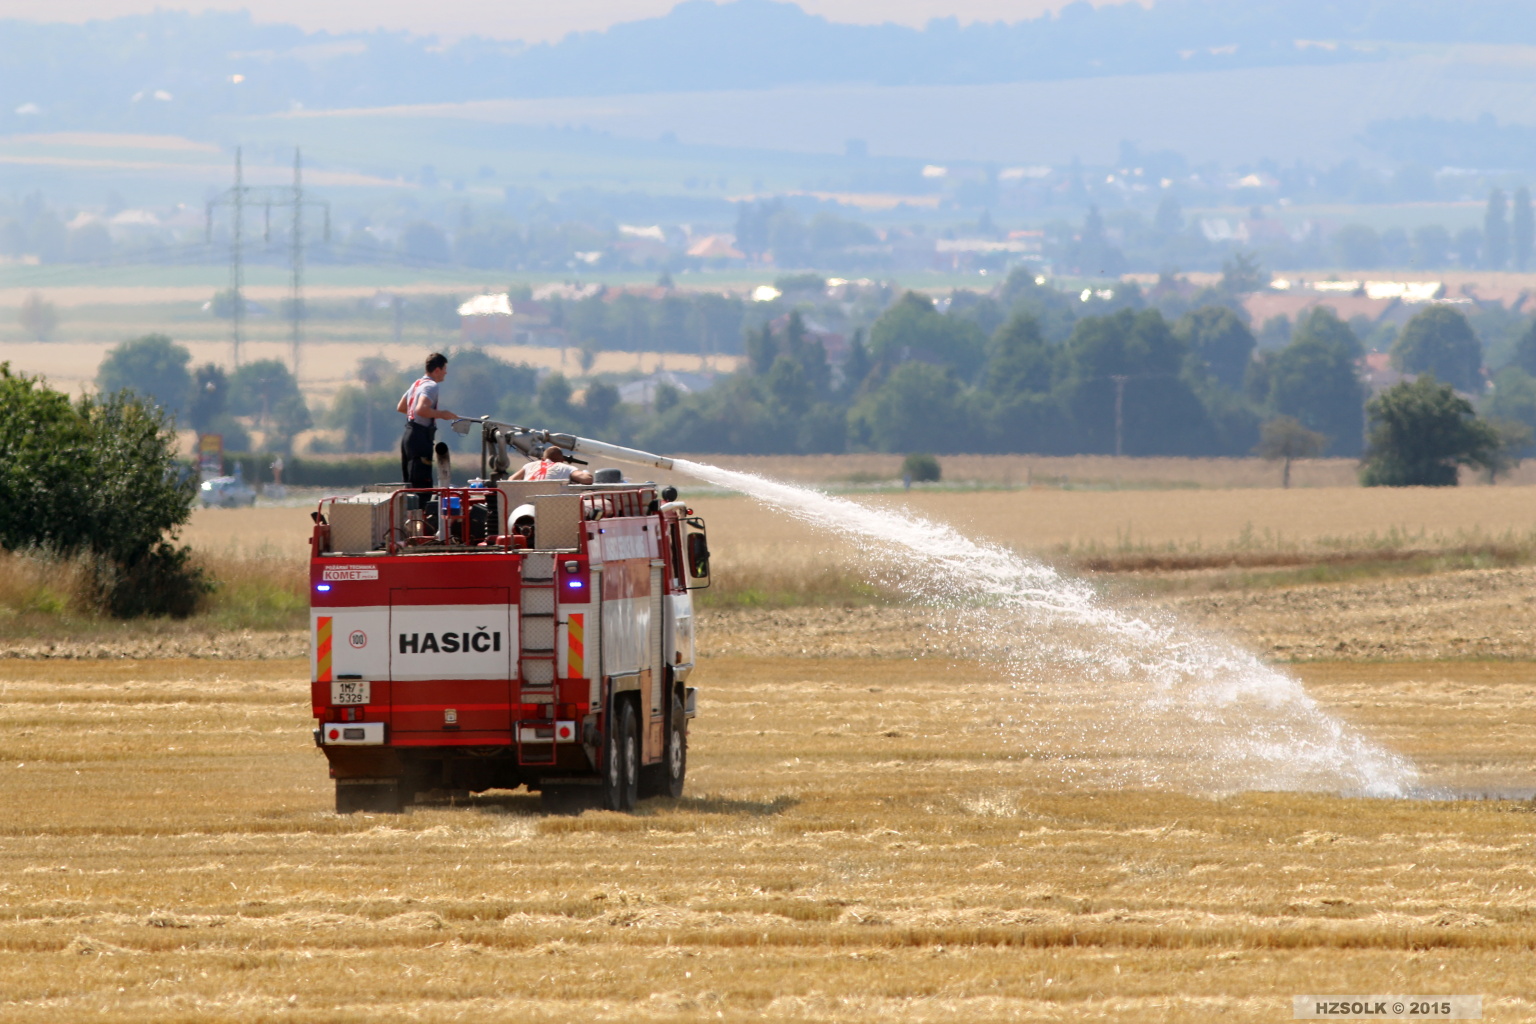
[637,371,844,455]
[1391,305,1484,393]
[228,359,312,452]
[981,313,1055,397]
[444,349,538,424]
[848,362,973,453]
[976,313,1062,452]
[1058,308,1219,455]
[96,334,191,420]
[1263,308,1365,456]
[997,266,1082,344]
[1175,305,1256,390]
[328,357,413,453]
[1360,375,1500,486]
[1482,367,1536,456]
[1508,318,1536,377]
[866,291,987,381]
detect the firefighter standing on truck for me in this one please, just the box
[397,352,458,487]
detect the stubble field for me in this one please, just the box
[3,482,1536,1019]
[1,657,1535,1022]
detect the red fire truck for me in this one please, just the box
[309,422,710,813]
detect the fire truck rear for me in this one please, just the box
[308,422,710,813]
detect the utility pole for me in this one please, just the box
[230,148,245,366]
[290,149,304,381]
[206,147,329,378]
[1111,374,1129,457]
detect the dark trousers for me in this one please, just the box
[401,422,436,488]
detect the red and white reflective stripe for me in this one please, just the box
[316,615,333,683]
[323,722,385,745]
[567,613,584,678]
[519,721,577,743]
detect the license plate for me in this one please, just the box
[331,680,370,705]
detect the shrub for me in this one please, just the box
[901,453,942,483]
[0,364,204,618]
[84,542,210,619]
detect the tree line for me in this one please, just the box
[91,261,1532,486]
[1052,187,1536,279]
[635,269,1350,459]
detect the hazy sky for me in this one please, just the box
[8,0,1136,42]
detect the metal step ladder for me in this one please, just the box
[517,552,557,765]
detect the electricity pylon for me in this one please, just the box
[206,148,330,378]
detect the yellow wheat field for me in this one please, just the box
[184,483,1536,562]
[658,453,1364,489]
[3,337,735,405]
[0,656,1533,1022]
[654,454,1536,489]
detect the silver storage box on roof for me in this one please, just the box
[328,492,394,553]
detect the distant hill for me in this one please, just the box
[6,0,1536,135]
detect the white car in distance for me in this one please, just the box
[200,475,257,508]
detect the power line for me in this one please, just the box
[291,149,303,380]
[0,241,218,284]
[205,147,329,376]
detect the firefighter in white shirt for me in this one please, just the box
[396,353,459,487]
[510,445,593,484]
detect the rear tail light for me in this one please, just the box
[322,723,384,745]
[518,720,577,744]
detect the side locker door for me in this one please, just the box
[646,560,665,760]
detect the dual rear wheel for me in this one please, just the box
[638,695,687,800]
[600,700,640,812]
[340,696,684,816]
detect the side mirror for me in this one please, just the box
[687,533,710,579]
[684,518,710,589]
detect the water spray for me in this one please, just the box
[670,459,1418,798]
[464,420,1418,796]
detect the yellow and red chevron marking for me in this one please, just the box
[316,616,333,683]
[567,613,584,679]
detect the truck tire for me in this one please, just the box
[639,695,687,800]
[335,780,403,814]
[600,700,640,813]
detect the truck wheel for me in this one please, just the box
[335,780,403,814]
[618,703,641,812]
[600,701,639,813]
[639,695,687,800]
